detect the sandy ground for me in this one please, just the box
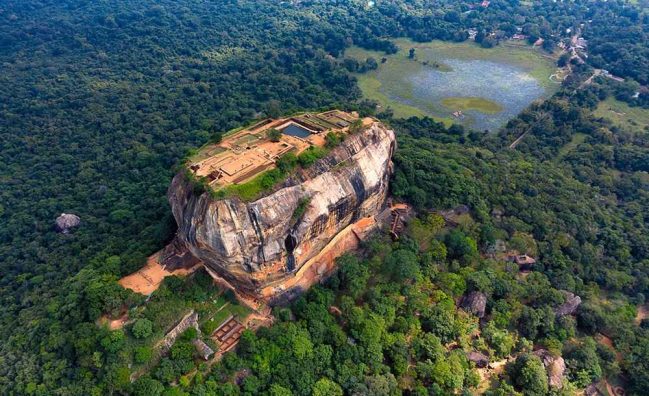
[97,312,129,330]
[243,306,274,330]
[596,334,624,364]
[635,304,649,325]
[476,358,510,393]
[119,252,201,295]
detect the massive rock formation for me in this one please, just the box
[167,121,396,302]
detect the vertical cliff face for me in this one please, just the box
[167,121,396,300]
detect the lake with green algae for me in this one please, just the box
[347,39,559,131]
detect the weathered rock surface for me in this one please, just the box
[467,351,489,368]
[461,291,487,318]
[554,291,582,317]
[192,339,215,360]
[168,122,396,301]
[534,349,566,389]
[55,213,81,234]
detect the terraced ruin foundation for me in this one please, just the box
[187,110,361,191]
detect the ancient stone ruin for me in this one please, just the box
[192,339,215,360]
[165,113,396,303]
[158,310,199,353]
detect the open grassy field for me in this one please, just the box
[346,38,559,129]
[594,97,649,134]
[557,132,588,160]
[356,75,430,120]
[441,97,503,114]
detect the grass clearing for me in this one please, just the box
[441,97,503,114]
[218,169,281,201]
[594,97,649,134]
[355,73,432,120]
[557,133,587,159]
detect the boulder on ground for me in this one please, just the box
[534,349,566,389]
[554,291,582,317]
[584,382,601,396]
[467,351,489,368]
[461,291,487,318]
[55,213,81,234]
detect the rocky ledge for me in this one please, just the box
[166,121,396,302]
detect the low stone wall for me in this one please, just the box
[158,310,199,353]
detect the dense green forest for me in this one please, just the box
[2,0,649,394]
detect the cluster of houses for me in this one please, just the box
[465,22,593,56]
[466,26,546,46]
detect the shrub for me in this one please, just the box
[179,327,198,342]
[325,132,343,148]
[267,128,282,142]
[131,376,164,396]
[201,319,220,336]
[291,198,311,222]
[507,353,548,396]
[134,346,153,364]
[298,146,327,168]
[132,319,153,339]
[349,119,363,134]
[277,152,298,172]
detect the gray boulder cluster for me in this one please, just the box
[554,291,582,317]
[55,213,81,234]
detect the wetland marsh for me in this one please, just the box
[347,39,559,130]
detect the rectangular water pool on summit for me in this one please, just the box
[282,123,313,138]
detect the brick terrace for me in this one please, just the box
[187,110,359,189]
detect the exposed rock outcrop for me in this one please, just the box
[534,349,566,389]
[168,121,396,302]
[467,351,489,368]
[585,382,602,396]
[55,213,80,234]
[554,291,582,317]
[461,291,487,318]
